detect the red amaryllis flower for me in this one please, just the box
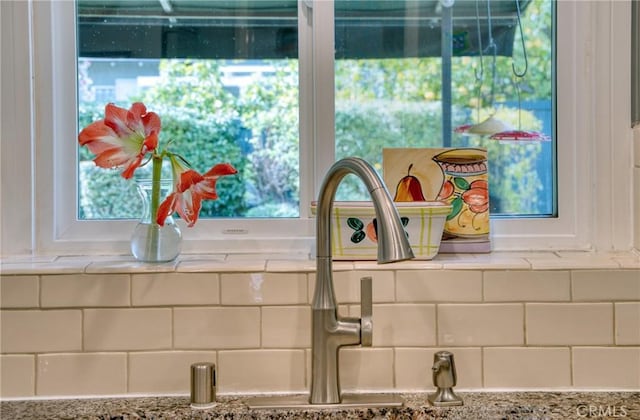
[78,102,160,179]
[157,162,238,227]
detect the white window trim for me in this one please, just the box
[0,0,635,257]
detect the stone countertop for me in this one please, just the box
[1,392,639,419]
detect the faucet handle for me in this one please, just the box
[360,276,373,347]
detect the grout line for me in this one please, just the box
[128,273,133,307]
[611,301,617,345]
[481,270,486,302]
[37,274,42,309]
[434,303,439,347]
[32,352,38,397]
[391,347,396,389]
[523,302,528,346]
[569,269,574,302]
[569,345,575,387]
[125,351,130,393]
[170,307,175,350]
[480,346,485,388]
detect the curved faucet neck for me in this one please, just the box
[313,157,414,309]
[310,157,414,405]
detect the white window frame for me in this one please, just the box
[0,0,634,257]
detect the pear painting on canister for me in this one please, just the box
[383,148,490,253]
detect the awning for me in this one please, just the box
[77,0,531,60]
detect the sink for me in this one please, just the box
[245,393,404,410]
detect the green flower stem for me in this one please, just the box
[150,155,163,225]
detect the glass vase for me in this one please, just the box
[130,179,182,262]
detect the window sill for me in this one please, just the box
[1,251,638,275]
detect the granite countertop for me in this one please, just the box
[1,392,639,419]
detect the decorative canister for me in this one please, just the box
[432,148,489,239]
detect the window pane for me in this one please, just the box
[77,1,299,219]
[334,0,554,217]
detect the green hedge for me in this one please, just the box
[78,60,544,219]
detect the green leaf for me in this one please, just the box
[347,217,364,231]
[453,177,470,191]
[447,197,463,220]
[351,230,366,243]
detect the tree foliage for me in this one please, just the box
[78,0,553,219]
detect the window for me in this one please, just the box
[0,0,634,256]
[331,0,554,218]
[76,0,553,221]
[77,1,301,220]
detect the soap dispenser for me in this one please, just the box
[427,351,463,407]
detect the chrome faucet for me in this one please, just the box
[310,157,414,405]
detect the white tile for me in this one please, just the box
[615,302,640,345]
[572,270,640,301]
[396,270,482,302]
[484,270,571,302]
[612,253,640,269]
[174,307,260,349]
[41,274,130,307]
[0,355,35,398]
[84,308,172,351]
[132,272,219,306]
[371,304,436,346]
[438,304,524,346]
[352,261,405,271]
[266,259,316,272]
[37,353,127,396]
[129,351,217,393]
[57,255,130,264]
[530,253,620,270]
[227,253,299,262]
[177,253,227,262]
[218,350,306,393]
[526,303,613,345]
[85,259,177,273]
[494,251,559,260]
[442,256,530,270]
[573,347,640,388]
[0,260,88,275]
[177,259,266,272]
[332,261,356,271]
[556,251,624,260]
[308,274,316,303]
[337,348,394,391]
[262,306,311,348]
[433,253,475,261]
[330,270,395,303]
[1,256,56,264]
[0,275,39,308]
[338,304,350,318]
[394,347,481,390]
[484,347,571,388]
[362,260,442,271]
[221,272,307,305]
[1,310,82,353]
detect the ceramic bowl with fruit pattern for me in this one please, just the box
[311,201,452,260]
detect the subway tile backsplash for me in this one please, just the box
[483,347,572,389]
[36,353,127,396]
[83,308,172,351]
[0,251,639,398]
[526,303,614,345]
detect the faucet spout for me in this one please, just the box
[432,359,450,372]
[310,157,414,405]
